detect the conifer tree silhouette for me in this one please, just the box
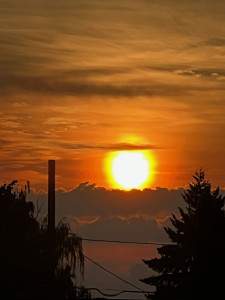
[141,170,225,299]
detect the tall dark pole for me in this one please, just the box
[48,159,55,296]
[48,159,55,234]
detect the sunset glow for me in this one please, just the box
[105,150,154,190]
[2,1,225,297]
[112,151,149,189]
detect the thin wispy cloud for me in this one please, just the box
[56,142,161,151]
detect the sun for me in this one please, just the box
[106,151,153,190]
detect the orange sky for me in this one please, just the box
[1,2,225,296]
[1,0,225,192]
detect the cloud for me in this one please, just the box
[174,68,225,80]
[12,102,30,108]
[1,0,225,101]
[174,69,201,78]
[0,73,197,97]
[71,215,100,226]
[29,182,225,243]
[217,76,225,81]
[205,38,225,47]
[0,115,21,128]
[56,142,161,151]
[30,182,186,236]
[2,64,225,98]
[43,117,76,127]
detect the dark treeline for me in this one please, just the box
[141,170,225,299]
[1,170,225,299]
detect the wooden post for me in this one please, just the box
[48,159,55,234]
[47,159,55,296]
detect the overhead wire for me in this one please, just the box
[82,238,170,245]
[73,235,166,297]
[84,255,154,295]
[77,287,152,298]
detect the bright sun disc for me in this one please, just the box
[111,151,150,190]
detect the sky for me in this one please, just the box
[1,0,225,298]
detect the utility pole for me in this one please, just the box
[48,159,55,234]
[47,159,56,296]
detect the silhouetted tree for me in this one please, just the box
[39,218,85,299]
[141,170,225,299]
[0,181,88,299]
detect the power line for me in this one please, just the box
[84,255,153,295]
[77,287,152,297]
[82,238,170,246]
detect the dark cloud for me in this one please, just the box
[30,182,225,242]
[2,73,225,98]
[175,68,225,79]
[0,74,175,96]
[56,142,161,151]
[63,67,133,77]
[205,38,225,47]
[32,182,185,229]
[0,139,14,146]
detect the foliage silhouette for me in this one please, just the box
[0,181,89,299]
[141,170,225,299]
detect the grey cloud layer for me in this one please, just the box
[1,72,225,98]
[31,183,186,243]
[29,182,225,242]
